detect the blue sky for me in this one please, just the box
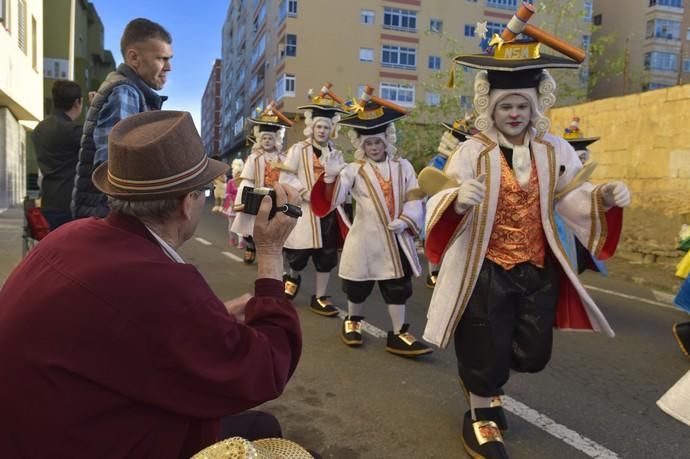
[90,0,229,130]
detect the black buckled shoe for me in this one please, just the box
[426,271,439,289]
[462,410,509,459]
[309,295,339,317]
[342,316,364,346]
[386,324,433,357]
[243,249,256,264]
[673,321,690,358]
[283,274,301,300]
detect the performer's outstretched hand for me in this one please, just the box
[601,181,631,208]
[323,154,345,184]
[454,174,486,214]
[388,218,409,234]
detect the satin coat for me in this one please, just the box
[312,157,424,281]
[279,139,349,250]
[424,128,624,348]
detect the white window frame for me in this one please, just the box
[18,0,27,54]
[583,1,593,22]
[361,9,375,25]
[288,0,297,17]
[381,45,416,69]
[464,24,476,37]
[430,18,442,33]
[380,82,415,107]
[486,0,518,10]
[359,47,374,62]
[425,92,440,106]
[428,55,441,70]
[275,73,296,100]
[383,7,417,33]
[234,117,245,136]
[285,33,297,57]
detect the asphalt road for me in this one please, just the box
[181,208,690,458]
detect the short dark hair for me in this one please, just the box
[52,80,82,111]
[120,18,172,58]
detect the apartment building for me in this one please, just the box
[201,59,222,157]
[42,0,115,123]
[0,0,43,208]
[591,0,689,99]
[219,0,593,158]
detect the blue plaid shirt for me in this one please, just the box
[93,85,143,164]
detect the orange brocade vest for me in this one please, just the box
[485,153,546,270]
[263,161,280,187]
[372,164,395,220]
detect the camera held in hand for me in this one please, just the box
[241,187,277,219]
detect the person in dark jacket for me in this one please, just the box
[0,110,304,458]
[32,80,83,229]
[72,18,172,219]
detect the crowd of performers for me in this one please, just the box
[221,9,635,458]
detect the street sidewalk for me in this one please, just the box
[0,207,25,288]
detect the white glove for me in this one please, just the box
[601,181,631,208]
[388,218,409,234]
[323,154,345,184]
[454,175,486,214]
[437,131,461,158]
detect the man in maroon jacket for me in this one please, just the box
[0,111,304,458]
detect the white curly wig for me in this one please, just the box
[231,158,245,177]
[302,109,341,140]
[347,123,398,161]
[473,69,557,135]
[251,126,285,154]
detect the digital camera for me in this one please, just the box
[241,186,277,219]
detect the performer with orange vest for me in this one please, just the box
[421,6,631,458]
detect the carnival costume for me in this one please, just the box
[231,103,293,263]
[426,116,475,288]
[279,83,351,317]
[419,5,631,458]
[311,86,432,357]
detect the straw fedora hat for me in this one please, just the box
[192,437,313,459]
[92,110,228,200]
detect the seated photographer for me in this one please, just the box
[0,111,304,458]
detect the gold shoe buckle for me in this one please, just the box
[472,420,503,446]
[398,332,417,346]
[284,281,298,296]
[429,274,437,285]
[344,320,362,334]
[490,396,503,408]
[316,298,333,308]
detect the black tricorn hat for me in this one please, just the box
[566,137,600,150]
[249,103,293,132]
[339,101,406,134]
[297,83,349,117]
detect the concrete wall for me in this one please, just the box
[549,84,690,216]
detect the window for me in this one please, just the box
[684,58,690,72]
[234,117,245,136]
[583,1,593,22]
[642,82,671,91]
[382,45,416,69]
[359,47,374,62]
[31,15,36,70]
[361,9,375,25]
[464,24,476,37]
[251,35,266,64]
[579,67,589,87]
[357,84,367,98]
[649,0,683,7]
[593,14,602,26]
[380,82,415,107]
[285,34,297,57]
[646,18,681,40]
[460,95,472,109]
[430,18,442,33]
[275,73,296,100]
[288,0,297,16]
[18,0,27,54]
[426,92,440,106]
[687,27,690,40]
[428,55,441,70]
[383,7,417,32]
[486,22,506,37]
[486,0,518,10]
[581,35,590,53]
[644,51,678,71]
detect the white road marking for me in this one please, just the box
[334,307,620,458]
[503,396,620,459]
[221,251,244,263]
[195,237,212,246]
[583,284,677,310]
[652,289,676,305]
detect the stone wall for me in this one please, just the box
[549,85,690,273]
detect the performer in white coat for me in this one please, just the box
[231,103,293,263]
[311,86,431,357]
[421,18,631,458]
[279,83,350,317]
